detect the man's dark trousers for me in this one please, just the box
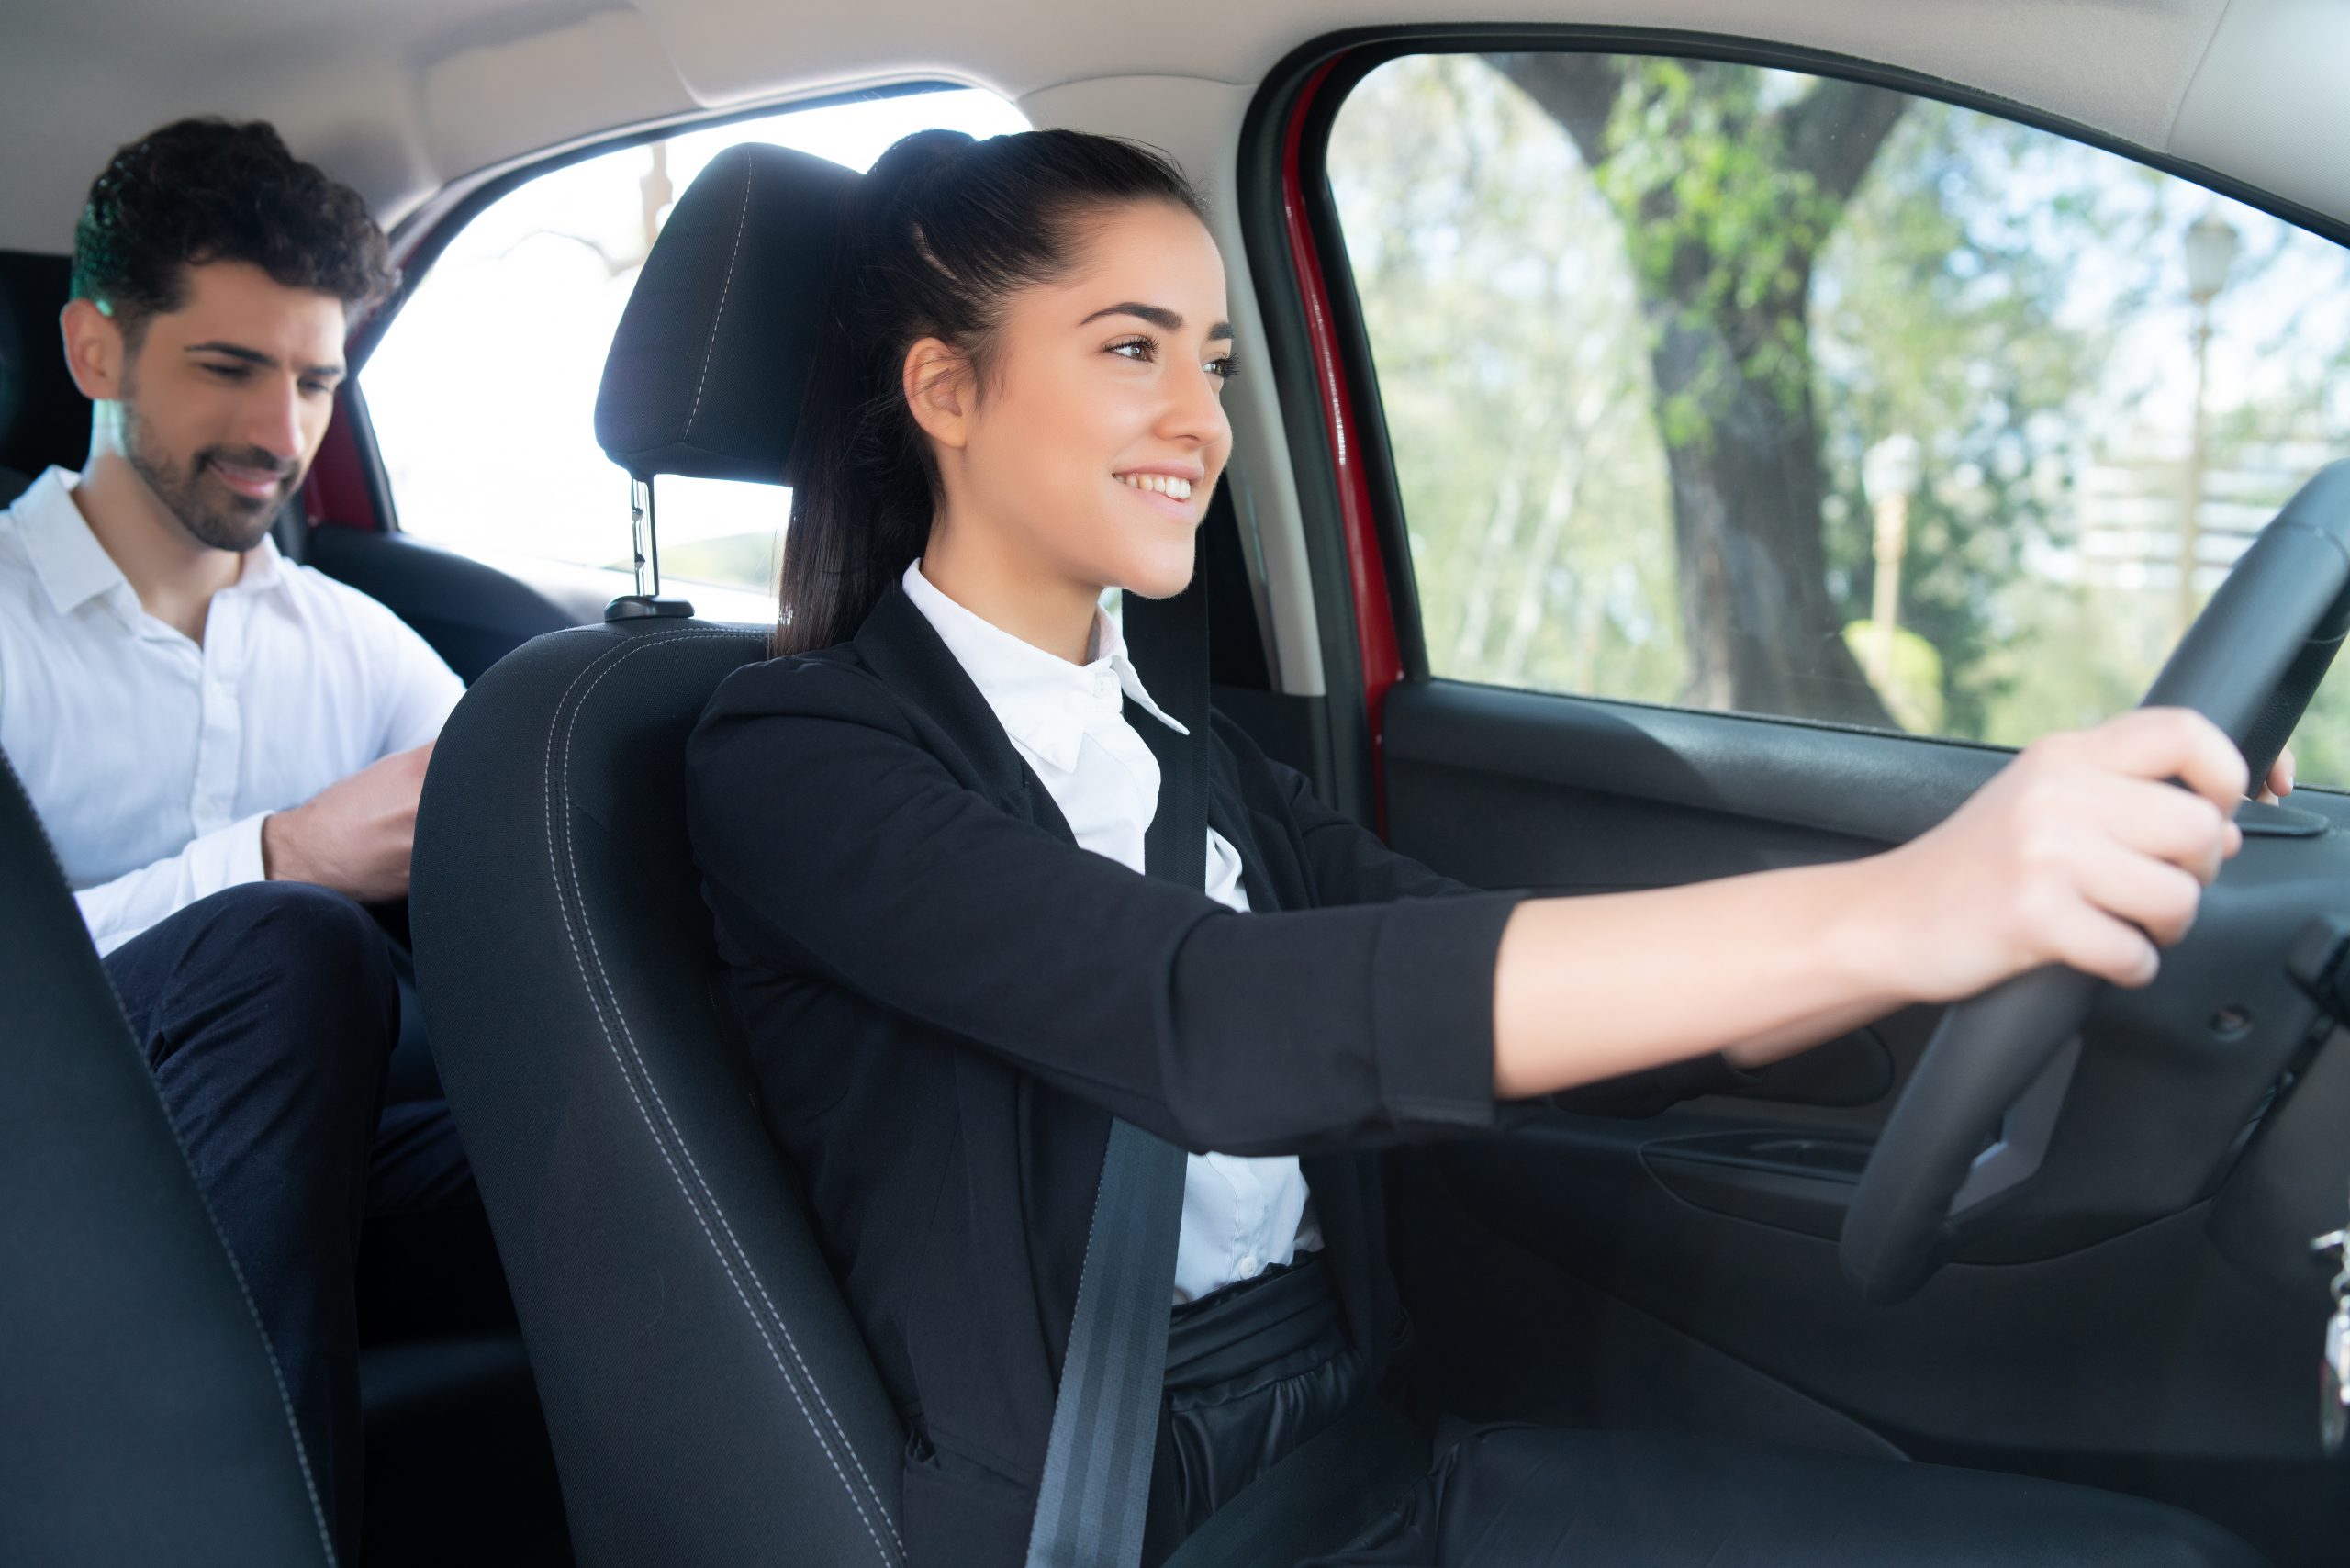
[101,881,479,1559]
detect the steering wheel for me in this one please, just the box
[1840,460,2350,1305]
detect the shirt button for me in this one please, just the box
[1238,1252,1259,1276]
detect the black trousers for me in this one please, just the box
[102,882,489,1561]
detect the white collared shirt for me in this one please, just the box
[901,559,1320,1302]
[0,467,464,957]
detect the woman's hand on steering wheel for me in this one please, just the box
[1853,708,2254,1008]
[1841,462,2350,1303]
[2256,745,2297,804]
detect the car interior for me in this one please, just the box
[6,3,2350,1565]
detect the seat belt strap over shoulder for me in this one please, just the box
[1024,582,1209,1568]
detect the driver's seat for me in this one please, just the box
[410,142,911,1565]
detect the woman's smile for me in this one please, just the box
[1114,466,1203,520]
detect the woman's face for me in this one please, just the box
[934,198,1235,603]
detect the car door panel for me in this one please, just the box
[1373,676,2350,1567]
[1387,1154,2336,1562]
[1384,678,2002,886]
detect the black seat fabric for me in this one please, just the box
[1311,1428,2267,1567]
[414,619,906,1564]
[0,748,333,1568]
[305,525,574,683]
[411,141,907,1566]
[592,144,851,481]
[0,250,75,512]
[0,250,81,486]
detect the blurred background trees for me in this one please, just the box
[1330,53,2350,776]
[1490,54,1903,727]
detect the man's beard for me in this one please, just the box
[118,388,298,554]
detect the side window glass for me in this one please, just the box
[364,89,1026,621]
[1327,55,2350,775]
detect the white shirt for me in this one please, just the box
[901,559,1320,1303]
[0,467,464,957]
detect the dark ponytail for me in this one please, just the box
[774,127,1205,653]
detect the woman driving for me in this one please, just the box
[684,127,2274,1567]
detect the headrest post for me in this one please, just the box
[606,472,694,622]
[631,476,660,599]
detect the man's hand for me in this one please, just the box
[262,742,433,903]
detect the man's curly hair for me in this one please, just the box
[71,118,397,345]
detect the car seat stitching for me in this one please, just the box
[683,158,754,439]
[19,768,340,1562]
[552,634,904,1554]
[179,1119,341,1563]
[540,630,898,1564]
[538,628,901,1562]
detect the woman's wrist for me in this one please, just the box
[1706,857,1915,1072]
[1814,850,1928,1011]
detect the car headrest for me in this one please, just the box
[594,142,859,487]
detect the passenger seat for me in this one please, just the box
[0,746,336,1567]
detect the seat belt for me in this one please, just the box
[1023,580,1208,1568]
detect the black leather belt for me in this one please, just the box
[1156,1252,1368,1548]
[1165,1252,1346,1388]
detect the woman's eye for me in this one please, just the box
[1207,355,1239,383]
[1108,337,1155,363]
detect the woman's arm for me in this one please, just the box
[689,664,1517,1157]
[693,662,2247,1146]
[1236,707,2269,1096]
[1490,708,2249,1098]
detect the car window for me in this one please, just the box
[1326,53,2350,778]
[364,87,1027,622]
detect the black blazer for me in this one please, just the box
[685,581,1740,1568]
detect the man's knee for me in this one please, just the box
[188,883,394,989]
[119,882,401,1079]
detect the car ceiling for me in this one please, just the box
[2,0,2346,256]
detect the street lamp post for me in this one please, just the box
[1863,433,1924,691]
[2178,209,2240,635]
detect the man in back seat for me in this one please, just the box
[0,118,479,1554]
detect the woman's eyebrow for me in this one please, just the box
[1080,302,1236,341]
[1081,301,1181,330]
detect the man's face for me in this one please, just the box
[115,261,347,553]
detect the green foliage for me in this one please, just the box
[1593,62,1843,442]
[1331,52,2350,772]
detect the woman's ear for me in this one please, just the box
[902,337,973,451]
